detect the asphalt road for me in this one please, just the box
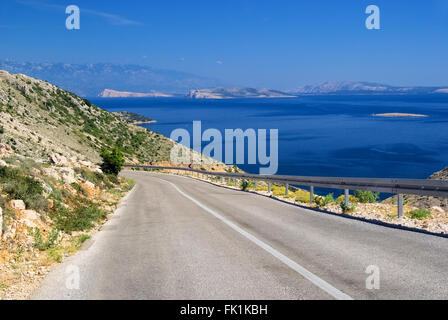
[33,171,448,300]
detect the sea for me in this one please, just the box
[91,95,448,195]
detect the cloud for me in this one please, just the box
[16,0,143,26]
[216,60,223,65]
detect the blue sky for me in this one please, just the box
[1,0,448,89]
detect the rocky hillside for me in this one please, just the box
[0,70,220,167]
[382,166,448,211]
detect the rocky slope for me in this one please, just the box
[383,166,448,211]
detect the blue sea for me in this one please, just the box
[91,95,448,182]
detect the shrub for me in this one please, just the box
[71,182,88,196]
[100,147,125,175]
[51,202,107,234]
[336,194,358,204]
[240,180,250,191]
[0,167,48,212]
[33,228,59,251]
[408,209,431,220]
[315,194,335,208]
[354,190,379,203]
[0,125,4,134]
[340,202,356,213]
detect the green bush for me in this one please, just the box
[408,209,431,220]
[0,125,4,134]
[0,166,48,212]
[340,202,356,213]
[315,193,335,208]
[50,202,107,233]
[240,180,250,191]
[354,190,379,203]
[100,147,125,175]
[33,228,59,251]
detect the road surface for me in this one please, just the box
[33,171,448,300]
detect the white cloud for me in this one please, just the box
[16,0,143,26]
[216,60,223,65]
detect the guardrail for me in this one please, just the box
[123,164,448,217]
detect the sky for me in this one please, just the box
[1,0,448,89]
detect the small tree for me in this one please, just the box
[100,147,124,175]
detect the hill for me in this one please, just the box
[290,81,444,95]
[0,70,220,166]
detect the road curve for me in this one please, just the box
[32,171,448,300]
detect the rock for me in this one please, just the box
[21,210,40,228]
[93,168,103,174]
[50,154,69,167]
[79,160,93,168]
[0,207,2,236]
[85,181,95,189]
[0,159,7,167]
[9,200,26,211]
[431,206,445,214]
[57,167,76,185]
[42,167,60,180]
[0,143,13,158]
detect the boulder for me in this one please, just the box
[21,210,41,228]
[57,167,76,185]
[0,159,7,167]
[431,206,445,214]
[9,200,26,211]
[0,144,13,159]
[50,153,69,167]
[85,181,95,190]
[79,160,93,168]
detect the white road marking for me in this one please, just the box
[162,178,354,300]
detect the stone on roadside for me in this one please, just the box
[431,206,445,214]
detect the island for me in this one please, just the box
[187,87,296,99]
[373,113,428,118]
[112,111,157,125]
[100,89,173,98]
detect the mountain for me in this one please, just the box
[290,81,445,95]
[0,60,222,97]
[187,87,296,99]
[99,89,173,98]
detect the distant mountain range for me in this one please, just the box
[187,87,295,99]
[1,60,447,98]
[0,60,222,97]
[290,81,448,95]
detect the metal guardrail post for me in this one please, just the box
[254,181,257,189]
[344,189,350,207]
[398,194,404,217]
[268,183,271,194]
[310,186,314,204]
[285,184,289,196]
